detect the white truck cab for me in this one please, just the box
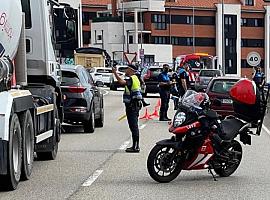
[0,0,76,190]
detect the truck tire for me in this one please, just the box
[84,108,95,133]
[0,114,22,190]
[20,110,34,181]
[95,98,104,128]
[36,106,60,161]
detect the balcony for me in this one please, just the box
[120,0,165,12]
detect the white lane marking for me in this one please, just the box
[262,124,270,136]
[139,124,146,130]
[102,89,109,96]
[119,140,130,150]
[82,170,103,187]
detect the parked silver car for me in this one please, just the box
[194,69,223,91]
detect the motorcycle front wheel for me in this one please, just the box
[214,140,242,177]
[147,145,182,183]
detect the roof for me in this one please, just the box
[165,0,268,11]
[61,64,83,71]
[211,76,242,80]
[82,0,111,6]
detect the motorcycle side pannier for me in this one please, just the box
[230,79,262,122]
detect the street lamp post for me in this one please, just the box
[192,0,195,53]
[122,0,125,63]
[222,0,225,73]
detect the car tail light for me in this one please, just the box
[67,86,86,93]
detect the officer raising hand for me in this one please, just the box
[112,64,143,153]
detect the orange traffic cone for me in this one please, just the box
[150,106,159,118]
[139,108,153,120]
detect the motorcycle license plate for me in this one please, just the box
[222,99,233,104]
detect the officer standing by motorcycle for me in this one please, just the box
[112,64,142,153]
[158,64,174,121]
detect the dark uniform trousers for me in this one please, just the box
[159,89,170,117]
[125,102,140,138]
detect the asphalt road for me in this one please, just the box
[1,88,270,200]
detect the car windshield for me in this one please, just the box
[149,68,162,76]
[200,70,221,77]
[97,69,112,73]
[211,80,238,94]
[61,71,80,85]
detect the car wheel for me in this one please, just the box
[84,107,95,133]
[95,98,104,128]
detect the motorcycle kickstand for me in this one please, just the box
[208,168,218,181]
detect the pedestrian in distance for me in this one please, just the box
[158,64,174,121]
[112,64,143,153]
[252,66,265,90]
[178,63,190,97]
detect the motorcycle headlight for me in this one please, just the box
[173,112,186,127]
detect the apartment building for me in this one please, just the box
[83,0,270,80]
[82,0,111,45]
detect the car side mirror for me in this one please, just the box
[213,99,222,107]
[95,80,104,87]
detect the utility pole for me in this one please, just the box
[222,0,225,73]
[139,0,144,68]
[192,0,195,53]
[122,0,125,63]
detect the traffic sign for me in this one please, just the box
[247,52,261,67]
[124,52,137,64]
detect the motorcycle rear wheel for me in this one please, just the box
[214,140,242,177]
[147,145,182,183]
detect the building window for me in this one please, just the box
[171,15,215,25]
[82,12,97,25]
[241,18,264,27]
[245,0,254,6]
[241,39,264,47]
[186,16,193,24]
[129,35,133,44]
[152,36,169,44]
[195,38,216,46]
[194,16,215,25]
[83,31,91,44]
[152,14,167,30]
[21,0,32,29]
[144,55,155,64]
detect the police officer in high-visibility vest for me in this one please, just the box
[112,64,142,153]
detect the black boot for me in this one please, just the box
[142,99,150,107]
[159,112,166,121]
[126,136,140,153]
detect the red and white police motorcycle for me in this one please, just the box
[147,79,269,182]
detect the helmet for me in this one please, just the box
[195,92,210,109]
[182,91,210,110]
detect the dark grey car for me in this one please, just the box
[194,69,223,91]
[61,65,104,133]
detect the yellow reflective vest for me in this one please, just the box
[123,75,142,104]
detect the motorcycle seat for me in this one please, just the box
[221,118,245,140]
[205,110,219,119]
